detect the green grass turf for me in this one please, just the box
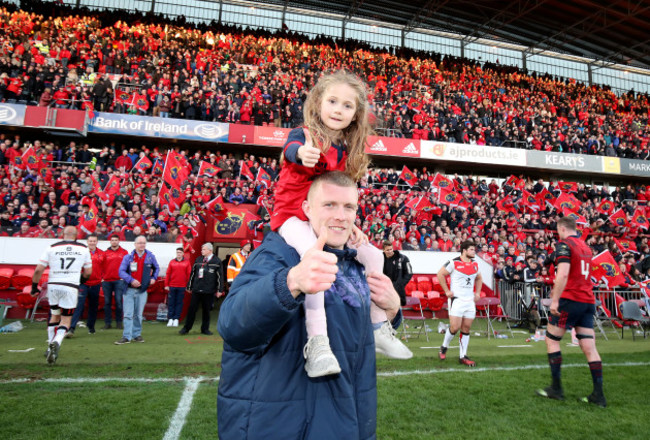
[1,315,648,439]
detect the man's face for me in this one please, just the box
[176,249,184,259]
[383,245,394,258]
[303,182,358,250]
[87,236,98,249]
[134,237,146,252]
[201,245,212,257]
[464,246,477,259]
[242,243,251,253]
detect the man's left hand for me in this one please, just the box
[367,272,400,321]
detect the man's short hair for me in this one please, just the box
[460,240,476,253]
[557,216,577,231]
[87,234,98,240]
[383,240,392,248]
[202,242,214,252]
[307,171,356,200]
[176,247,183,252]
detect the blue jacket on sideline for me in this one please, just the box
[217,232,401,440]
[118,250,160,292]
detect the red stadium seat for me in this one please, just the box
[426,291,446,312]
[12,268,34,290]
[416,276,432,293]
[404,280,417,296]
[0,268,14,290]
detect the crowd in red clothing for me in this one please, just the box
[0,2,648,160]
[1,134,650,289]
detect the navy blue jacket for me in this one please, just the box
[218,232,400,440]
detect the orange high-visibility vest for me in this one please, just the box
[227,251,247,283]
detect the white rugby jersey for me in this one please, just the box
[444,257,479,301]
[39,240,92,287]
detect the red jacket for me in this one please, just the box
[165,257,192,288]
[85,248,105,286]
[271,128,347,231]
[103,246,128,281]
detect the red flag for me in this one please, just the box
[496,196,517,216]
[36,158,53,184]
[152,159,164,175]
[256,167,272,188]
[557,181,578,192]
[613,238,638,254]
[591,251,625,288]
[21,146,40,171]
[505,175,525,189]
[631,207,649,230]
[562,207,588,224]
[521,190,541,211]
[163,151,190,188]
[79,200,99,234]
[438,188,470,209]
[536,188,555,208]
[596,199,614,215]
[133,156,153,173]
[204,195,227,220]
[399,165,418,187]
[239,161,254,181]
[198,161,221,177]
[134,93,149,112]
[172,152,190,169]
[432,173,453,189]
[608,208,629,228]
[104,175,121,196]
[553,192,581,213]
[159,184,185,210]
[115,89,132,104]
[90,175,109,204]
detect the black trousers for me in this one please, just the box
[183,292,213,333]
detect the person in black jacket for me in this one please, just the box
[179,243,223,335]
[382,240,413,306]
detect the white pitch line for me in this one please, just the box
[162,377,202,440]
[376,361,650,378]
[0,376,220,385]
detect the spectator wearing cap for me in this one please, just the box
[227,240,252,287]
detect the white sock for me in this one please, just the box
[53,326,68,345]
[47,324,57,342]
[442,328,455,348]
[459,332,470,358]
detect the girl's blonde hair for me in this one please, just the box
[303,70,372,182]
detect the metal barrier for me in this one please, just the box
[498,280,551,323]
[498,280,649,326]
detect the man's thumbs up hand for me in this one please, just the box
[287,227,338,297]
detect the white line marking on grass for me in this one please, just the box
[162,377,202,440]
[497,345,533,348]
[0,376,220,385]
[376,361,650,378]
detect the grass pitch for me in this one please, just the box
[1,314,648,439]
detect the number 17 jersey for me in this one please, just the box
[555,235,594,304]
[39,240,92,288]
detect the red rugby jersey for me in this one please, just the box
[556,235,595,304]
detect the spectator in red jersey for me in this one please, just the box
[13,221,32,237]
[68,234,104,336]
[114,150,133,171]
[101,234,128,330]
[164,247,192,328]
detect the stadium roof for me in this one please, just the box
[255,0,650,70]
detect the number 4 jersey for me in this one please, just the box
[444,257,479,301]
[39,240,92,288]
[555,235,594,304]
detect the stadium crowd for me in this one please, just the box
[1,134,649,288]
[0,1,648,159]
